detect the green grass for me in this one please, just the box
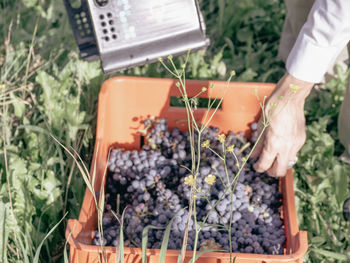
[0,0,349,262]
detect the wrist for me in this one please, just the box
[272,72,314,103]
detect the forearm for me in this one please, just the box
[267,73,314,109]
[286,0,350,83]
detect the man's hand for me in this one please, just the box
[251,73,314,177]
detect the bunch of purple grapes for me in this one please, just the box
[92,118,285,254]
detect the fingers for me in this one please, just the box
[250,72,311,177]
[250,133,264,158]
[267,153,290,177]
[255,149,293,177]
[253,142,276,173]
[251,119,264,158]
[253,127,301,177]
[255,140,300,177]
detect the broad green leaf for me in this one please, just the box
[332,164,350,204]
[312,248,350,261]
[237,68,257,82]
[236,27,253,43]
[42,171,62,205]
[22,0,38,8]
[311,236,326,246]
[11,94,26,118]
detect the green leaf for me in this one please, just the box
[22,0,38,8]
[311,236,326,246]
[42,170,62,205]
[332,164,350,204]
[11,94,26,118]
[312,248,350,261]
[237,27,253,43]
[237,68,257,82]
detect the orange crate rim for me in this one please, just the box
[66,76,308,263]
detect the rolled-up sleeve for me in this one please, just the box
[286,0,350,83]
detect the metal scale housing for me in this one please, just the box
[64,0,210,73]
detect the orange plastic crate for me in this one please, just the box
[66,76,308,263]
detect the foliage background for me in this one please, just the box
[0,0,349,262]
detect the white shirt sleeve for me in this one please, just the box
[286,0,350,83]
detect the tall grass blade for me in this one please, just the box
[91,142,100,192]
[118,219,124,263]
[33,212,68,263]
[112,207,127,263]
[142,225,165,263]
[0,203,10,263]
[50,135,97,204]
[64,231,73,263]
[17,232,30,263]
[71,143,92,185]
[158,209,184,263]
[177,251,182,263]
[98,157,109,262]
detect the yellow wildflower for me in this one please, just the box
[184,175,195,186]
[201,140,210,149]
[218,134,226,143]
[289,84,301,94]
[226,144,235,153]
[204,174,216,185]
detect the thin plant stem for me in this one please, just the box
[2,19,20,260]
[23,16,39,99]
[228,190,233,262]
[158,54,289,261]
[208,147,224,161]
[201,74,234,131]
[201,124,268,225]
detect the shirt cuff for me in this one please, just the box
[286,35,344,83]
